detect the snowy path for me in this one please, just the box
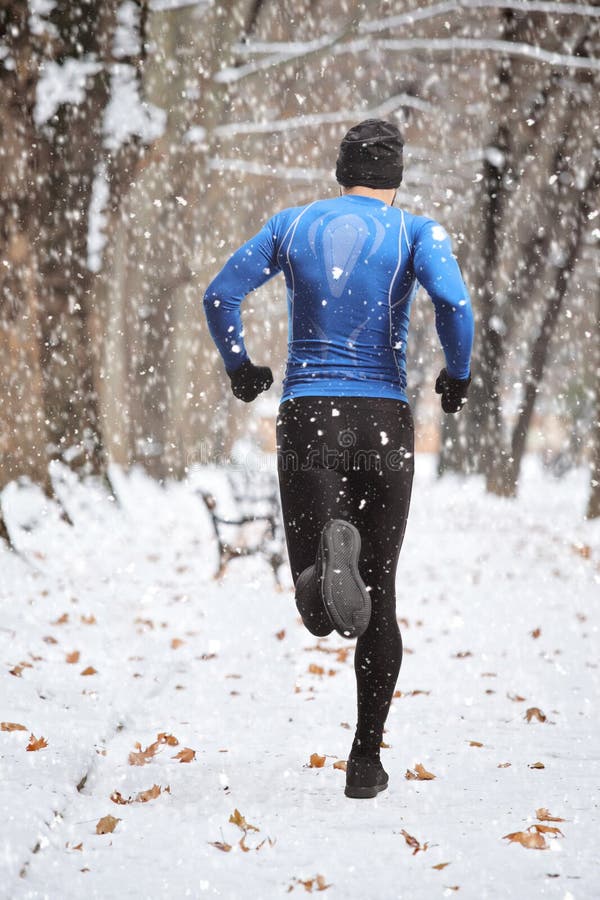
[1,457,598,900]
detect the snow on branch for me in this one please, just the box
[360,0,600,35]
[208,157,333,181]
[214,28,359,84]
[377,37,600,71]
[213,94,433,139]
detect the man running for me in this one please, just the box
[203,119,474,799]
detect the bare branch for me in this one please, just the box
[213,93,433,138]
[377,36,600,71]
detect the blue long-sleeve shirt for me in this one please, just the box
[203,194,474,403]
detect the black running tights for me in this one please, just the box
[276,395,414,757]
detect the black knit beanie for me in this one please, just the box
[336,119,404,189]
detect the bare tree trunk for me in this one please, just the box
[34,2,120,478]
[497,152,600,495]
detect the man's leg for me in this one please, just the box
[276,397,354,633]
[345,401,415,759]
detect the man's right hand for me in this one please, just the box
[226,359,273,403]
[435,368,471,414]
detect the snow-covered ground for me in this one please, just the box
[1,455,598,900]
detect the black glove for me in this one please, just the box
[226,358,273,403]
[435,368,471,414]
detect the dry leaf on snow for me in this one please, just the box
[533,824,563,837]
[536,808,565,822]
[503,829,547,850]
[275,629,286,640]
[111,784,169,805]
[529,762,545,769]
[171,638,185,649]
[1,722,27,732]
[525,707,546,723]
[10,662,33,677]
[96,815,120,835]
[405,763,436,781]
[157,732,179,746]
[432,862,450,870]
[291,874,331,892]
[26,734,48,751]
[229,808,259,833]
[128,741,160,766]
[469,741,484,747]
[209,841,232,852]
[66,651,80,664]
[80,666,97,676]
[400,829,428,855]
[309,753,326,768]
[172,747,195,763]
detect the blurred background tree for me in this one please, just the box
[1,0,599,525]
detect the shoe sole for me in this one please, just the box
[295,566,334,637]
[344,780,388,799]
[319,520,371,639]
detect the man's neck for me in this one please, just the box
[341,186,396,206]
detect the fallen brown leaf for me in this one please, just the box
[525,707,546,723]
[400,829,428,855]
[137,784,167,803]
[469,741,484,747]
[530,628,541,639]
[532,824,563,837]
[239,834,251,852]
[529,762,545,769]
[309,752,326,768]
[454,651,473,658]
[1,722,27,732]
[96,815,120,835]
[157,732,179,746]
[571,543,591,559]
[229,808,259,833]
[308,663,324,676]
[208,841,232,852]
[171,638,185,649]
[405,763,436,781]
[498,762,512,768]
[503,829,547,850]
[52,613,69,625]
[9,662,33,677]
[293,874,331,892]
[66,651,80,664]
[81,614,97,625]
[26,734,48,751]
[507,693,526,702]
[128,740,160,766]
[536,808,565,823]
[275,629,286,640]
[80,666,97,676]
[173,747,195,763]
[432,862,450,870]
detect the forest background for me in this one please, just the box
[1,0,599,525]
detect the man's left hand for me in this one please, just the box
[435,368,471,414]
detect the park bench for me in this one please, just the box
[198,466,286,589]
